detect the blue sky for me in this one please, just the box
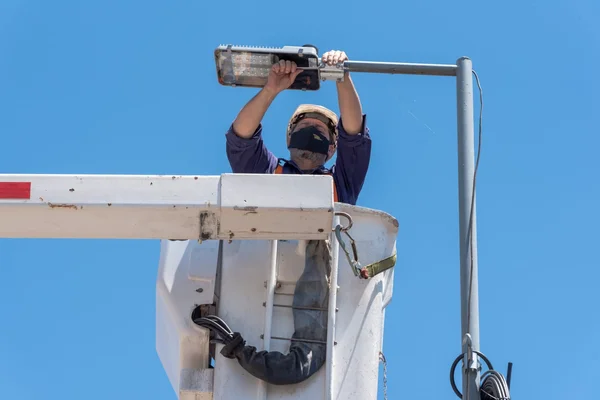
[1,0,599,399]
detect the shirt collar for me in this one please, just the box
[278,158,331,175]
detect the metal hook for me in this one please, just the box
[333,222,362,277]
[333,211,353,231]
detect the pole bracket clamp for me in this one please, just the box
[462,333,479,372]
[319,63,345,82]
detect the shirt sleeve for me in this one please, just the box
[332,114,372,205]
[225,123,278,174]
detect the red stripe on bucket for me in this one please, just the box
[0,182,32,199]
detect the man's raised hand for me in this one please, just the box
[322,50,348,66]
[265,60,302,94]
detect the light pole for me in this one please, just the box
[345,55,482,400]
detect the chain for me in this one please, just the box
[379,351,388,400]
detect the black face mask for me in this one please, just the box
[288,126,330,155]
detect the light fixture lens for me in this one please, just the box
[217,51,278,86]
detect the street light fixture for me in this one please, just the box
[214,44,323,90]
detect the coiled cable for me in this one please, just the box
[449,350,511,399]
[480,370,510,400]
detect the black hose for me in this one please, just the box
[194,239,332,386]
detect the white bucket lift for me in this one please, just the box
[0,172,398,400]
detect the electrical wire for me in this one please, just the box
[466,69,483,341]
[193,315,235,345]
[451,69,512,400]
[449,349,511,399]
[463,69,485,400]
[452,67,485,400]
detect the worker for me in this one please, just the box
[225,49,371,206]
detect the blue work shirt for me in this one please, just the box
[225,115,372,205]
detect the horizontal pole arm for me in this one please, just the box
[343,60,457,77]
